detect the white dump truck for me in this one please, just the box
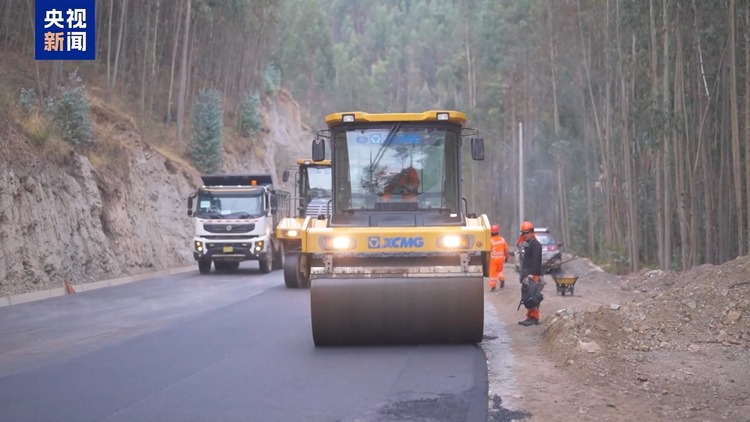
[187,174,289,274]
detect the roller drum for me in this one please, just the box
[310,276,484,346]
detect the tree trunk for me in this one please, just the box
[661,0,672,270]
[674,23,689,269]
[728,0,744,256]
[176,0,192,145]
[140,1,151,117]
[107,0,113,88]
[112,0,128,90]
[616,1,638,271]
[745,1,750,253]
[147,0,161,115]
[166,0,184,126]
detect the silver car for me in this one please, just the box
[514,228,563,274]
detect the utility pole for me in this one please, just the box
[519,121,524,231]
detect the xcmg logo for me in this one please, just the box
[367,236,425,249]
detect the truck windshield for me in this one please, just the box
[332,124,459,213]
[195,190,264,219]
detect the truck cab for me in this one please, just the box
[188,174,288,274]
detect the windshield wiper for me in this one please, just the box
[370,123,402,171]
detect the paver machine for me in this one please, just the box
[276,159,332,288]
[299,110,491,346]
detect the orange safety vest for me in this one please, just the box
[490,235,509,260]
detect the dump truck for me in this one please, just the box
[298,110,491,346]
[188,174,289,274]
[276,159,332,288]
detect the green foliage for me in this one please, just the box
[240,91,263,136]
[42,96,57,116]
[264,63,281,97]
[189,89,224,173]
[19,87,37,113]
[54,85,94,146]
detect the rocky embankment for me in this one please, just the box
[1,90,310,297]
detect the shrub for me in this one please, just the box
[54,86,94,146]
[19,87,38,113]
[240,91,263,136]
[264,63,281,97]
[42,96,57,117]
[189,88,224,173]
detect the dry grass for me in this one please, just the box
[2,51,276,182]
[21,110,55,146]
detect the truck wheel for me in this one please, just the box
[259,253,272,274]
[272,241,284,271]
[198,260,211,274]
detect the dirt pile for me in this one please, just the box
[542,256,750,421]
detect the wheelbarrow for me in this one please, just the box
[551,273,578,296]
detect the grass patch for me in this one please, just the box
[22,111,56,146]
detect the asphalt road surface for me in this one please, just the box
[0,263,489,422]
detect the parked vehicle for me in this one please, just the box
[514,227,563,274]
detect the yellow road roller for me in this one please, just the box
[300,110,491,346]
[276,159,331,288]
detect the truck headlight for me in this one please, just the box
[195,241,204,252]
[319,236,356,250]
[437,235,472,249]
[255,240,264,252]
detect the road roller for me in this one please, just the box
[276,159,331,288]
[299,110,491,346]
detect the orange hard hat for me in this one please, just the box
[520,221,534,233]
[491,224,499,234]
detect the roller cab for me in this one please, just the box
[301,111,491,346]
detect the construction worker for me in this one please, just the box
[489,224,510,291]
[518,220,543,326]
[382,166,420,201]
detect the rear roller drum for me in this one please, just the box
[283,254,309,289]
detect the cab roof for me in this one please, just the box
[201,174,273,187]
[296,159,331,166]
[325,110,467,127]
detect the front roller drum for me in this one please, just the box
[311,276,484,346]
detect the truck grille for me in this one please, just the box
[203,223,255,233]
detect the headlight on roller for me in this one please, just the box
[437,235,473,249]
[319,236,356,250]
[286,229,299,238]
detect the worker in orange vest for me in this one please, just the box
[382,166,420,201]
[489,224,510,291]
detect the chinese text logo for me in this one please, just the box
[36,0,96,60]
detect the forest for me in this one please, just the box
[1,0,749,272]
